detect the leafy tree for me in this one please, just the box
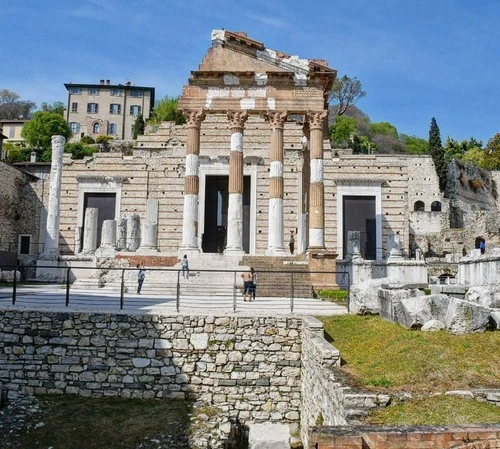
[0,89,36,120]
[151,96,186,125]
[484,133,500,170]
[65,142,96,160]
[444,137,483,163]
[95,135,113,152]
[370,122,398,139]
[40,101,65,116]
[80,135,95,145]
[21,111,72,159]
[429,117,446,191]
[352,135,373,154]
[328,75,366,116]
[461,147,488,168]
[329,116,357,147]
[132,114,145,139]
[2,142,31,163]
[399,134,428,154]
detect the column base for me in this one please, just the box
[178,246,201,256]
[266,247,288,256]
[224,247,245,256]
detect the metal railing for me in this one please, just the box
[0,264,350,313]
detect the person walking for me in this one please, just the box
[289,232,295,255]
[180,254,189,279]
[136,264,145,294]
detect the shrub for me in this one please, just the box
[80,135,95,144]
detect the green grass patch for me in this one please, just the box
[317,289,348,305]
[7,395,193,449]
[366,395,500,425]
[319,315,500,392]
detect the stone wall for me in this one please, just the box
[0,310,302,440]
[0,162,45,256]
[309,425,500,449]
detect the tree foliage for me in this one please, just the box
[65,142,97,160]
[21,111,72,158]
[370,122,398,139]
[0,89,36,120]
[151,96,186,125]
[329,116,357,147]
[132,114,145,139]
[2,142,31,163]
[40,101,65,116]
[429,117,447,191]
[328,75,366,116]
[399,135,429,154]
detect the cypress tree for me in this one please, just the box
[429,117,447,192]
[132,114,145,139]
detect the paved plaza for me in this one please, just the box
[0,284,348,316]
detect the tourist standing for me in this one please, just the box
[136,264,145,294]
[241,269,253,302]
[289,232,295,255]
[250,267,257,301]
[181,254,189,279]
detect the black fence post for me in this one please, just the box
[65,268,71,307]
[290,272,294,313]
[12,264,18,306]
[176,271,180,312]
[120,269,125,310]
[347,271,351,313]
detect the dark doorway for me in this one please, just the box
[202,175,251,253]
[82,193,116,248]
[343,195,376,260]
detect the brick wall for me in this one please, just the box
[309,425,500,449]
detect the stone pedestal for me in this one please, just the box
[127,214,140,252]
[95,219,117,258]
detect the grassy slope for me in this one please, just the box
[319,315,500,425]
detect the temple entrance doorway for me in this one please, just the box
[81,192,116,248]
[343,195,376,260]
[202,175,251,253]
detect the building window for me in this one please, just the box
[70,122,80,134]
[88,88,99,95]
[71,102,78,112]
[414,201,425,211]
[110,89,123,96]
[9,127,15,138]
[108,123,117,135]
[431,201,442,212]
[18,234,31,255]
[87,103,99,114]
[93,122,100,133]
[69,87,81,95]
[130,90,142,97]
[130,105,141,116]
[109,104,121,114]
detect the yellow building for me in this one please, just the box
[64,80,155,141]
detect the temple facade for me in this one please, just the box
[53,30,448,262]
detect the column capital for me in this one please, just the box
[306,110,328,130]
[185,110,206,128]
[266,110,288,129]
[227,110,248,129]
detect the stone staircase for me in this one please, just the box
[241,255,314,298]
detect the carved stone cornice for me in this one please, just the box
[185,110,206,128]
[227,110,249,129]
[266,111,288,129]
[306,110,328,130]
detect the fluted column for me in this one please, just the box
[267,111,288,255]
[40,135,65,260]
[307,111,328,249]
[180,110,205,253]
[225,110,248,254]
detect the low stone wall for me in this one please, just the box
[459,253,500,286]
[309,425,500,449]
[0,310,302,440]
[300,317,390,448]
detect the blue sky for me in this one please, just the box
[2,0,499,144]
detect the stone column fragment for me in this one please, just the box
[82,207,98,254]
[116,217,127,251]
[127,214,140,252]
[40,135,65,259]
[307,111,327,250]
[267,111,288,255]
[138,198,159,253]
[95,219,117,258]
[225,110,248,254]
[180,110,205,254]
